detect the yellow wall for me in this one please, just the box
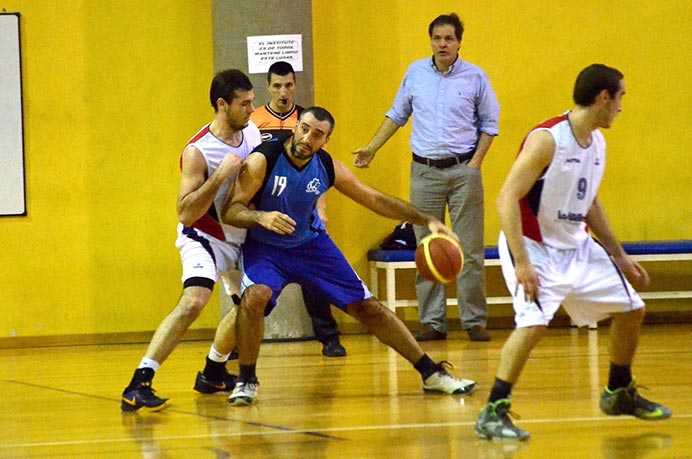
[313,0,692,276]
[0,1,217,338]
[1,1,690,341]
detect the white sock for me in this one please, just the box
[208,346,230,363]
[138,357,160,372]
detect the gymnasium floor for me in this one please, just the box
[1,324,690,458]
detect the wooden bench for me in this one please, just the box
[367,240,692,318]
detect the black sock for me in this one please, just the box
[126,368,154,391]
[203,357,226,381]
[414,354,438,380]
[488,378,513,403]
[238,364,257,383]
[608,363,632,390]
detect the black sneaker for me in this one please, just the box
[121,381,171,412]
[475,399,530,441]
[193,370,238,394]
[322,339,347,357]
[600,379,672,420]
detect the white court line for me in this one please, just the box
[2,413,690,449]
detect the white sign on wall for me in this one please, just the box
[0,13,25,216]
[247,34,303,74]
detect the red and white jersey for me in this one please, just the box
[519,112,606,249]
[181,121,262,244]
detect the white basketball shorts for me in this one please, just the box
[498,232,644,328]
[175,223,241,289]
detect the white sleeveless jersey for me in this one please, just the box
[183,121,262,244]
[519,113,606,249]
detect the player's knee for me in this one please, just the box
[177,289,211,320]
[617,307,645,326]
[526,324,547,343]
[241,285,273,315]
[348,299,388,324]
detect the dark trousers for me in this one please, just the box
[302,288,340,343]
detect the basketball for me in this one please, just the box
[415,234,464,283]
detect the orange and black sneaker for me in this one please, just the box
[121,381,170,412]
[193,371,238,394]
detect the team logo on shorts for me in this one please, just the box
[306,178,322,194]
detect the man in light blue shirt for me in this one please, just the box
[353,12,499,342]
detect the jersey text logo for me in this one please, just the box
[306,178,321,195]
[557,210,586,222]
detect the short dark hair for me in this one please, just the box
[428,13,464,42]
[301,106,335,135]
[573,64,624,106]
[209,69,253,112]
[267,61,296,83]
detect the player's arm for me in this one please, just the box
[332,159,456,240]
[496,131,555,302]
[316,193,328,224]
[177,146,242,226]
[221,152,296,234]
[585,197,649,288]
[352,117,400,169]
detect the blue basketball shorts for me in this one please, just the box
[240,233,372,315]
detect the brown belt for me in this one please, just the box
[412,151,474,169]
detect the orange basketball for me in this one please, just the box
[415,234,464,283]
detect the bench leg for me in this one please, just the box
[369,261,379,299]
[385,265,396,312]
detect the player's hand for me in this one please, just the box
[514,260,540,303]
[352,147,376,169]
[613,254,650,289]
[426,219,460,243]
[258,211,296,235]
[217,153,243,180]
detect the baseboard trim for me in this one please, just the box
[1,311,689,349]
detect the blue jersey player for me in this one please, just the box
[221,106,477,405]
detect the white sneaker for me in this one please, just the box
[423,362,476,395]
[228,381,259,406]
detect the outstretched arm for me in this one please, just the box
[496,131,554,302]
[316,193,328,224]
[352,117,400,169]
[221,152,296,234]
[585,197,649,289]
[332,159,455,239]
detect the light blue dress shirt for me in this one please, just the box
[385,56,499,160]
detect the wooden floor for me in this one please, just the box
[1,324,690,459]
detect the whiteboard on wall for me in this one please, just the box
[0,13,26,216]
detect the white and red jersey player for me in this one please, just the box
[517,112,606,249]
[176,121,261,286]
[499,111,643,328]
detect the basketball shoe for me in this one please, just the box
[475,399,530,441]
[121,369,171,412]
[422,361,476,394]
[599,379,671,420]
[193,370,238,394]
[228,380,259,406]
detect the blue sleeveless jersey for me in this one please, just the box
[249,141,335,248]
